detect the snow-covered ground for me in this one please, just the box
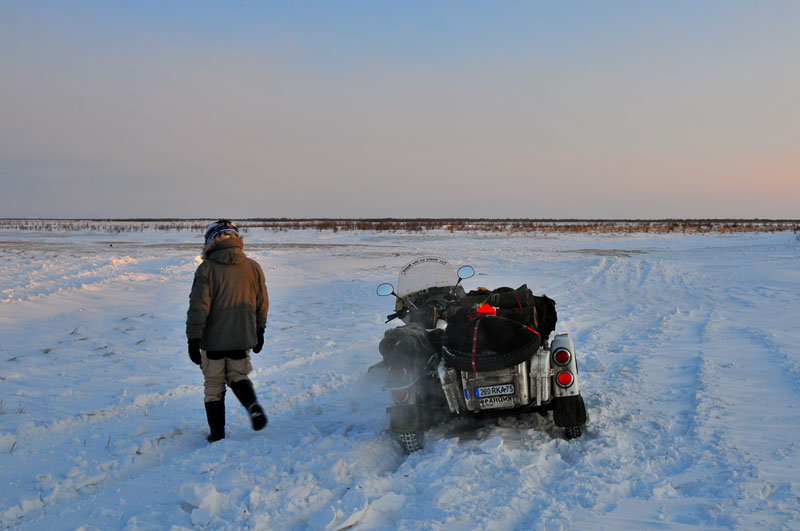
[1,228,798,530]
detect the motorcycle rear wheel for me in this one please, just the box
[565,425,582,440]
[399,431,423,454]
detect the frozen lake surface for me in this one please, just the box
[1,229,799,529]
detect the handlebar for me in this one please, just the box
[385,292,462,325]
[385,308,409,323]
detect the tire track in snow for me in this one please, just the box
[592,251,759,525]
[689,314,800,528]
[0,387,206,528]
[5,384,202,454]
[1,306,204,527]
[581,255,612,288]
[514,252,742,527]
[747,326,800,386]
[561,246,798,528]
[626,305,749,525]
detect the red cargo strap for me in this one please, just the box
[471,319,481,372]
[526,326,541,338]
[513,289,523,309]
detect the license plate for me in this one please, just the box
[475,383,515,398]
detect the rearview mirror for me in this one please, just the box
[457,265,475,280]
[376,283,395,297]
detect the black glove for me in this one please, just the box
[253,328,265,354]
[188,338,201,365]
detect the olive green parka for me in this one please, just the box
[186,234,269,351]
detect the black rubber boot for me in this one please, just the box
[204,400,226,442]
[230,379,267,431]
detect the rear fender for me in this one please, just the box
[386,363,422,433]
[389,404,423,432]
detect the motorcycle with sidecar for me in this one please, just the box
[376,256,587,453]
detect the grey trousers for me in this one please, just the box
[200,351,252,403]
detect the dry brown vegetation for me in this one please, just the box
[0,218,798,234]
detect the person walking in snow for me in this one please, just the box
[186,219,269,442]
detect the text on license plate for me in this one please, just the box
[475,384,515,398]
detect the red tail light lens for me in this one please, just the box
[553,349,571,365]
[556,371,574,388]
[392,390,410,403]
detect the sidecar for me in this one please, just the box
[440,329,587,440]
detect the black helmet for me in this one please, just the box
[204,219,239,245]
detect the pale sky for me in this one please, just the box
[1,1,798,218]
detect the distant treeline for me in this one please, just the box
[1,218,798,234]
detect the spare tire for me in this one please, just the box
[442,315,541,372]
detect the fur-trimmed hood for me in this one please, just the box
[203,232,245,263]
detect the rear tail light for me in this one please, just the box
[556,371,574,388]
[553,348,571,366]
[392,389,410,403]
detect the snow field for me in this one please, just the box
[0,229,798,529]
